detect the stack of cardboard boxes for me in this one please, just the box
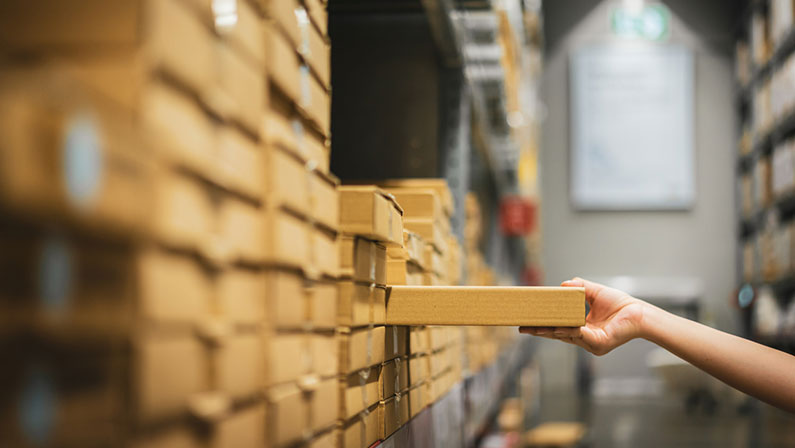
[337,186,407,447]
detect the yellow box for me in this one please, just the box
[216,267,266,326]
[337,282,386,327]
[216,40,264,136]
[338,326,385,374]
[340,364,380,420]
[379,394,409,440]
[338,404,379,448]
[265,382,306,446]
[339,186,403,245]
[217,126,263,202]
[379,356,409,400]
[385,325,408,361]
[262,208,310,269]
[378,179,454,217]
[214,332,265,400]
[408,355,429,387]
[311,227,339,279]
[339,237,387,285]
[404,219,447,256]
[386,286,586,327]
[386,259,425,286]
[264,24,301,106]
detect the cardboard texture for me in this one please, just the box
[298,4,330,89]
[408,383,428,418]
[386,286,586,327]
[303,0,328,36]
[298,63,331,136]
[311,331,339,378]
[212,0,264,68]
[257,0,301,48]
[311,227,339,279]
[379,357,409,399]
[337,282,387,327]
[385,230,427,269]
[385,325,409,361]
[308,281,339,330]
[262,208,310,269]
[217,267,266,326]
[263,96,330,174]
[339,186,404,245]
[408,355,429,387]
[214,331,265,400]
[265,147,310,217]
[338,403,379,448]
[264,269,306,330]
[383,189,444,225]
[150,169,214,255]
[215,40,263,136]
[387,259,425,286]
[264,24,301,104]
[265,382,305,446]
[340,365,380,420]
[339,236,387,285]
[0,0,217,104]
[379,394,409,440]
[209,404,267,448]
[404,219,447,256]
[218,196,265,264]
[137,248,212,324]
[135,333,207,422]
[217,126,263,202]
[423,244,446,278]
[338,326,385,374]
[310,172,340,232]
[377,179,454,217]
[409,327,431,355]
[309,428,337,448]
[313,377,339,431]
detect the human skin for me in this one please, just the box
[519,277,795,413]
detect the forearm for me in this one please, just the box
[640,303,795,413]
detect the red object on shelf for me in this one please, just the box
[499,196,535,236]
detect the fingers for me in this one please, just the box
[561,277,609,306]
[519,326,582,340]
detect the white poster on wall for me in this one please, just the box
[570,44,694,210]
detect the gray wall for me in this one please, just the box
[536,0,739,391]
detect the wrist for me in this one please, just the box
[636,301,667,345]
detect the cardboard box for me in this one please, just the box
[257,0,301,48]
[137,247,213,324]
[296,4,330,90]
[339,236,387,285]
[407,355,429,387]
[303,0,328,37]
[423,244,446,278]
[308,281,339,330]
[385,325,408,361]
[298,64,331,137]
[264,147,310,217]
[340,364,380,420]
[135,332,208,422]
[387,259,425,286]
[265,382,306,446]
[209,404,267,448]
[218,196,265,264]
[386,286,586,327]
[383,189,444,224]
[0,80,153,236]
[404,219,447,256]
[217,126,263,202]
[0,0,216,104]
[309,428,337,448]
[310,172,339,232]
[338,326,385,374]
[212,0,264,69]
[215,40,264,136]
[311,331,339,378]
[151,168,214,255]
[429,349,451,378]
[262,208,310,269]
[408,327,430,355]
[408,383,428,418]
[378,179,454,217]
[217,267,266,326]
[379,394,409,440]
[265,332,305,385]
[339,186,403,245]
[337,282,386,327]
[379,357,409,399]
[312,376,339,431]
[338,404,379,448]
[264,24,301,106]
[214,331,265,400]
[263,96,330,174]
[311,227,339,279]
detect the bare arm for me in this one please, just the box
[520,278,795,413]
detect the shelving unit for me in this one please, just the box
[735,0,795,352]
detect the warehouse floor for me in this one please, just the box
[535,391,795,447]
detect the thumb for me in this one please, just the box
[561,278,584,287]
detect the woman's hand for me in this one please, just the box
[519,277,647,355]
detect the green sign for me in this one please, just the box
[611,3,670,41]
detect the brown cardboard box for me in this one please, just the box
[265,382,306,446]
[263,97,330,174]
[308,281,339,330]
[340,365,380,420]
[338,326,385,374]
[0,0,216,104]
[214,331,265,400]
[298,64,331,137]
[312,376,339,431]
[262,208,310,269]
[151,169,214,254]
[218,196,265,264]
[379,357,409,399]
[264,24,301,106]
[378,179,454,217]
[383,189,444,224]
[385,325,408,361]
[309,428,337,448]
[212,0,264,68]
[296,4,330,90]
[137,248,213,324]
[257,0,301,48]
[404,219,447,256]
[216,41,263,136]
[422,272,442,286]
[408,382,428,418]
[423,244,446,278]
[264,147,310,217]
[386,286,586,327]
[311,331,339,378]
[264,331,337,383]
[303,0,328,36]
[217,126,263,202]
[310,172,340,232]
[339,237,387,285]
[379,394,409,440]
[216,267,266,326]
[338,404,379,448]
[0,81,153,236]
[311,227,339,279]
[337,282,386,327]
[135,332,208,422]
[387,259,425,286]
[429,349,451,378]
[209,404,267,448]
[386,230,426,269]
[408,327,430,355]
[407,355,429,387]
[262,269,305,330]
[339,186,404,245]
